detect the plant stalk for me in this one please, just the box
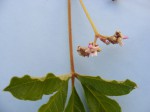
[68,0,75,87]
[79,0,99,36]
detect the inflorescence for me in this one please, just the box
[77,0,128,57]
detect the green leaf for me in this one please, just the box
[4,73,63,101]
[38,80,69,112]
[82,84,121,112]
[77,75,137,96]
[64,87,85,112]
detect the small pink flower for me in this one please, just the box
[88,44,93,49]
[99,37,110,45]
[105,40,110,44]
[123,36,128,39]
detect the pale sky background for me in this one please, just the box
[0,0,150,112]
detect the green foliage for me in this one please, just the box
[77,75,137,96]
[64,87,85,112]
[4,73,63,101]
[82,84,121,112]
[4,73,136,112]
[39,80,69,112]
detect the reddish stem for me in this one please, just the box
[68,0,75,87]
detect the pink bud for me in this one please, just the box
[123,36,128,39]
[88,44,93,48]
[105,40,110,44]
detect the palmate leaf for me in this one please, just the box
[77,74,137,96]
[64,87,85,112]
[82,84,121,112]
[38,80,69,112]
[4,73,136,112]
[4,73,63,101]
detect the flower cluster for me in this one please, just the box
[98,31,128,46]
[77,43,101,57]
[107,31,128,46]
[77,31,128,57]
[77,0,128,57]
[99,31,128,46]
